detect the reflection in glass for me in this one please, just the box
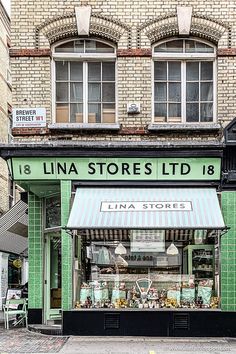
[186,83,199,101]
[186,62,199,81]
[70,83,83,102]
[45,196,61,229]
[201,103,213,122]
[154,40,183,53]
[88,103,101,123]
[102,83,115,102]
[168,62,181,81]
[50,237,61,309]
[56,103,69,123]
[185,40,214,53]
[155,83,167,101]
[169,83,181,102]
[70,62,83,81]
[201,62,213,80]
[169,103,181,117]
[102,62,115,81]
[102,103,115,123]
[155,103,167,118]
[86,40,114,53]
[201,82,213,101]
[56,62,68,81]
[70,103,83,123]
[56,83,68,102]
[88,83,101,102]
[186,103,199,122]
[88,62,101,81]
[154,62,167,80]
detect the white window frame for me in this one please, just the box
[52,38,117,124]
[152,38,217,124]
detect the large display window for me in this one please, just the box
[74,229,220,310]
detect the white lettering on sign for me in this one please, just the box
[100,201,192,211]
[12,108,46,128]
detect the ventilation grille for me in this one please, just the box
[173,314,189,330]
[104,313,120,329]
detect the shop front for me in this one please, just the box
[2,143,236,336]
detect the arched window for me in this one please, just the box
[153,38,216,124]
[53,39,116,124]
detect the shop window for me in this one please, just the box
[45,195,61,229]
[153,39,216,124]
[74,229,220,310]
[53,39,116,124]
[8,255,22,288]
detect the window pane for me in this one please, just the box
[155,83,167,101]
[168,62,181,81]
[154,40,183,53]
[169,103,181,118]
[102,83,115,102]
[201,62,213,80]
[70,103,83,123]
[186,62,199,81]
[102,103,115,123]
[88,62,101,81]
[201,82,213,101]
[56,83,68,102]
[186,83,199,101]
[70,83,83,102]
[186,103,199,122]
[88,83,101,102]
[85,40,114,53]
[56,103,69,123]
[55,41,75,53]
[201,103,213,122]
[154,103,167,119]
[154,62,167,80]
[45,196,61,228]
[70,62,83,81]
[74,40,84,53]
[169,83,181,102]
[56,62,68,80]
[185,40,214,53]
[88,104,101,123]
[102,62,115,81]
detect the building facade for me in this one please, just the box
[0,0,11,214]
[1,0,236,336]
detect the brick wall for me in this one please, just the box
[0,3,11,213]
[9,0,236,142]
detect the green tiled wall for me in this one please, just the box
[61,180,73,310]
[28,193,43,308]
[221,191,236,311]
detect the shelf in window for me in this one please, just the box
[193,255,213,259]
[193,268,213,272]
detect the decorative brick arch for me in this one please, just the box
[35,12,131,48]
[137,13,230,48]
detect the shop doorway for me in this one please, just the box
[44,232,61,322]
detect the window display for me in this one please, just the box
[74,229,220,310]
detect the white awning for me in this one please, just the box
[67,188,225,230]
[0,200,28,255]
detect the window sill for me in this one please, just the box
[48,123,121,131]
[148,123,221,133]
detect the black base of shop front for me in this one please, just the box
[62,309,236,337]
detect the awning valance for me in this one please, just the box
[67,188,225,230]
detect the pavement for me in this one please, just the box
[1,311,236,353]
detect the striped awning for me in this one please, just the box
[0,200,28,255]
[67,188,225,230]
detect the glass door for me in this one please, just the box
[44,232,61,322]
